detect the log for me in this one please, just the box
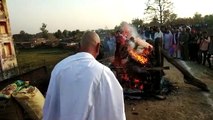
[143,66,170,71]
[160,48,209,92]
[154,38,164,67]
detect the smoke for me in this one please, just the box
[120,21,140,39]
[119,21,153,51]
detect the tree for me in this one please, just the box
[145,0,173,24]
[162,10,177,24]
[62,29,69,38]
[168,13,177,23]
[13,31,33,42]
[149,16,160,26]
[114,25,120,31]
[193,12,203,24]
[20,30,26,35]
[204,14,213,27]
[171,17,193,26]
[68,29,83,42]
[162,11,177,25]
[40,23,48,39]
[131,18,144,28]
[162,10,170,23]
[54,29,63,39]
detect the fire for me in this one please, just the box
[128,49,148,64]
[142,46,152,55]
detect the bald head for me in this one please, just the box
[80,31,101,58]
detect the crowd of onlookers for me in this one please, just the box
[102,25,213,69]
[140,25,213,69]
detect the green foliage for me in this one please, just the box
[168,13,177,22]
[114,25,120,31]
[54,29,83,41]
[162,10,177,24]
[20,30,26,35]
[13,31,34,42]
[70,29,83,42]
[193,12,203,24]
[54,29,63,39]
[132,18,144,28]
[62,29,69,38]
[204,14,213,27]
[149,16,160,26]
[40,23,48,39]
[168,13,213,27]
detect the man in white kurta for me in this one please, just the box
[43,31,126,120]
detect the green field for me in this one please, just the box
[16,48,72,74]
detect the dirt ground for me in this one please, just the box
[125,60,213,120]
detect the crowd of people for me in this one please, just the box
[103,25,213,69]
[141,25,213,69]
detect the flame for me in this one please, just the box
[142,46,152,56]
[128,49,148,64]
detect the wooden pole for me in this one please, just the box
[160,48,209,92]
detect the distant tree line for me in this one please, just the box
[131,13,213,28]
[54,29,83,42]
[143,0,213,27]
[13,23,84,43]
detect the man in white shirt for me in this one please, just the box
[154,27,163,41]
[43,31,126,120]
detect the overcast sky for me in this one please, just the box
[7,0,213,34]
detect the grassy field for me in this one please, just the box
[16,48,72,74]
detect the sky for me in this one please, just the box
[6,0,213,34]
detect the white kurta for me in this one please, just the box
[43,52,126,120]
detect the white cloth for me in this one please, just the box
[154,31,163,40]
[135,37,153,50]
[43,52,126,120]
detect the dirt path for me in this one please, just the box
[125,60,213,120]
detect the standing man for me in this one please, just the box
[188,29,198,61]
[154,27,164,66]
[198,31,211,67]
[179,27,190,60]
[43,31,126,120]
[154,27,164,42]
[171,28,179,58]
[163,28,173,55]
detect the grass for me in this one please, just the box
[16,48,72,74]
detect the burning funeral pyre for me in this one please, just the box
[111,39,170,99]
[107,22,209,100]
[109,22,171,99]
